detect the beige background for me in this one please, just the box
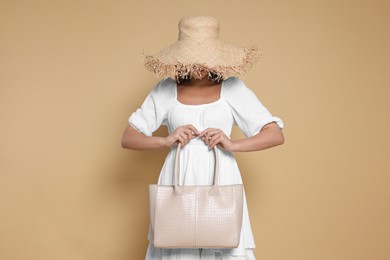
[1,0,389,259]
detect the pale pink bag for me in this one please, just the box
[149,142,244,248]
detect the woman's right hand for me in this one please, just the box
[164,124,200,148]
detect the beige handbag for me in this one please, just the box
[148,142,244,249]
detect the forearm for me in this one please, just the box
[121,131,168,151]
[231,127,284,152]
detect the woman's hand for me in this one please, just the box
[164,124,200,148]
[199,128,235,152]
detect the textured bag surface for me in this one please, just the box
[149,142,244,249]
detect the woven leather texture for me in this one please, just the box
[149,142,244,248]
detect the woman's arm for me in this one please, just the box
[121,124,200,151]
[121,125,168,151]
[231,122,284,152]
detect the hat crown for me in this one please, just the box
[142,15,261,81]
[178,16,220,41]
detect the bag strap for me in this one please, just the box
[173,142,219,194]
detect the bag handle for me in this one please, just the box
[173,142,220,196]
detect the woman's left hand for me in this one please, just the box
[199,128,235,152]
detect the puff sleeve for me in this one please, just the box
[223,77,284,138]
[127,78,174,136]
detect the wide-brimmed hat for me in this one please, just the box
[141,16,262,82]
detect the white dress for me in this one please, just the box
[128,76,284,260]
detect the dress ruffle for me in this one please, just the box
[146,243,256,259]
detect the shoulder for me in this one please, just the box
[222,76,255,99]
[149,77,176,102]
[222,76,244,87]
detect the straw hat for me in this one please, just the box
[141,16,263,83]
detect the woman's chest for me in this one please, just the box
[166,99,234,136]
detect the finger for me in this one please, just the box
[200,129,211,142]
[210,131,223,145]
[179,132,189,145]
[209,136,222,148]
[177,134,185,146]
[206,129,221,136]
[204,130,219,144]
[185,125,199,135]
[188,125,200,135]
[184,131,192,143]
[183,128,193,140]
[204,133,214,145]
[201,128,220,138]
[176,131,186,145]
[203,132,212,145]
[199,128,211,137]
[209,130,223,142]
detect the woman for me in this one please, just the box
[121,16,285,260]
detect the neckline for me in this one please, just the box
[174,79,224,107]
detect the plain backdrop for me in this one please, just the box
[1,1,389,260]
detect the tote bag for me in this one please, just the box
[149,142,244,248]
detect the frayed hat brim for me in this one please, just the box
[141,45,263,82]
